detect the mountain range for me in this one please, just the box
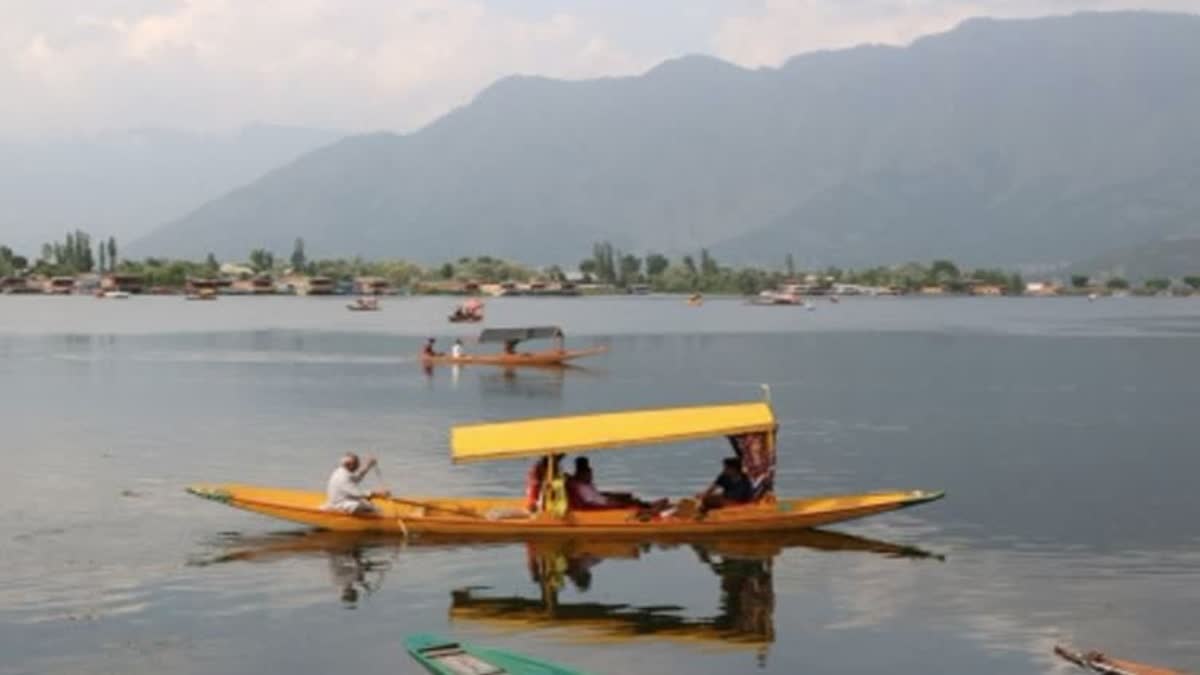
[120,12,1200,268]
[0,125,341,254]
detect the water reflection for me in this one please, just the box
[190,529,941,656]
[419,362,602,399]
[453,532,940,660]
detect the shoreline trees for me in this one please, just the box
[3,231,1199,297]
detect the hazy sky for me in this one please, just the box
[2,0,1196,138]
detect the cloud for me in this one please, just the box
[714,0,1200,67]
[0,0,649,136]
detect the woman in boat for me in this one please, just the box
[566,457,666,511]
[697,457,755,510]
[524,454,563,512]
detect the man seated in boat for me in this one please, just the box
[451,339,464,359]
[323,453,389,514]
[566,457,667,511]
[503,339,519,355]
[696,457,755,510]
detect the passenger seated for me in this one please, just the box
[567,457,666,511]
[524,454,563,512]
[566,457,621,510]
[697,457,755,510]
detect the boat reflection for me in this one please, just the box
[452,531,942,660]
[189,529,941,652]
[420,361,601,398]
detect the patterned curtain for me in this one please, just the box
[729,430,776,497]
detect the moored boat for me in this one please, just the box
[406,633,587,675]
[188,398,943,536]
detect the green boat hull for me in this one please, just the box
[405,634,587,675]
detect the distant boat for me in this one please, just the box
[687,293,703,306]
[346,297,380,311]
[751,284,809,307]
[186,289,218,301]
[102,291,130,299]
[448,298,484,323]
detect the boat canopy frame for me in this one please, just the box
[452,400,780,502]
[478,326,563,344]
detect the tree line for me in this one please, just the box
[5,232,1200,295]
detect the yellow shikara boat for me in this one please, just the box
[188,399,944,536]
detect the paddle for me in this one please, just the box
[381,495,486,520]
[370,464,486,520]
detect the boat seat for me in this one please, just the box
[419,642,507,675]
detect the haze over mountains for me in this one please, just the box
[0,125,340,253]
[124,12,1200,268]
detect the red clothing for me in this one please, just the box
[525,461,545,511]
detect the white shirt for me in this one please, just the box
[451,343,464,358]
[324,466,366,511]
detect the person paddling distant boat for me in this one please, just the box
[322,453,389,514]
[422,338,443,357]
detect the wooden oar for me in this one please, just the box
[379,495,486,520]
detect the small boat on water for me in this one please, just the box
[424,326,606,367]
[347,297,380,311]
[750,284,808,307]
[448,298,484,323]
[185,289,218,301]
[187,396,943,536]
[1055,645,1190,675]
[406,633,586,675]
[688,293,704,306]
[101,290,130,299]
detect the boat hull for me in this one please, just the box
[1055,646,1189,675]
[422,346,607,367]
[406,633,585,675]
[187,483,944,536]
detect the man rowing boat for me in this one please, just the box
[323,453,389,514]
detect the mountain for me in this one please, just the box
[1069,237,1200,281]
[133,12,1200,268]
[0,125,342,254]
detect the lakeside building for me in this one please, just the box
[1024,281,1061,297]
[354,277,391,295]
[1,276,39,294]
[297,275,335,296]
[44,276,77,294]
[101,273,145,294]
[230,275,276,295]
[968,283,1006,296]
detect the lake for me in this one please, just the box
[2,295,1198,674]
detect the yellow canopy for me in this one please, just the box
[451,401,776,464]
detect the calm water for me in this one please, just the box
[2,295,1199,674]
